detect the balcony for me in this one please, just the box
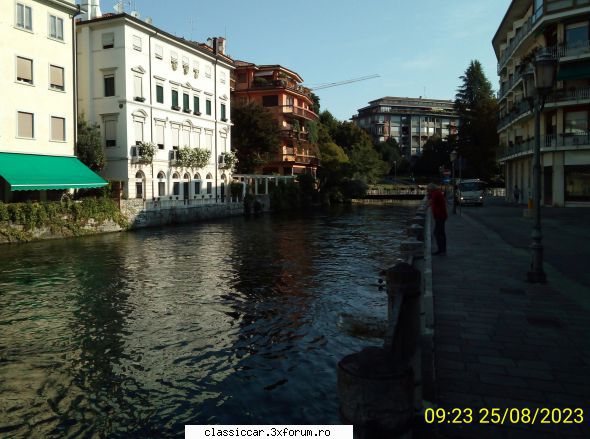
[279,127,310,141]
[541,40,590,59]
[498,86,590,131]
[130,145,149,163]
[498,132,590,161]
[498,70,524,100]
[497,15,535,74]
[269,105,318,121]
[251,79,312,98]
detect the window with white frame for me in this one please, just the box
[104,74,115,96]
[49,15,63,40]
[192,128,200,148]
[155,44,163,59]
[134,120,144,144]
[16,2,32,30]
[49,65,64,91]
[182,125,191,147]
[132,35,142,51]
[104,118,117,147]
[156,123,165,149]
[102,32,114,49]
[17,111,34,138]
[157,171,166,196]
[16,56,33,84]
[156,83,164,103]
[50,116,65,141]
[134,75,143,98]
[204,131,213,150]
[171,125,180,148]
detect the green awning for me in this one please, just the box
[556,61,590,81]
[0,152,107,191]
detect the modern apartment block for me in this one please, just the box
[0,0,106,202]
[232,62,319,177]
[353,97,459,158]
[494,0,590,206]
[76,3,234,201]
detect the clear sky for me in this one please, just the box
[98,0,512,120]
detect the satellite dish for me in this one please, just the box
[130,10,140,18]
[145,17,153,25]
[113,1,123,13]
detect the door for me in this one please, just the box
[183,182,189,200]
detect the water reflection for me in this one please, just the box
[0,205,413,437]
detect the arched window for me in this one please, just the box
[135,171,145,199]
[157,171,166,197]
[172,172,180,197]
[206,173,213,195]
[183,173,191,180]
[206,173,213,179]
[193,173,202,196]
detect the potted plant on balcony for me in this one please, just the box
[137,141,156,163]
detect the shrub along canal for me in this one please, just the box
[0,204,415,437]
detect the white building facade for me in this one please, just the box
[76,10,234,201]
[0,0,106,201]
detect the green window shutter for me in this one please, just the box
[221,104,226,120]
[183,93,190,111]
[194,96,200,113]
[206,99,212,115]
[156,85,164,103]
[172,90,178,107]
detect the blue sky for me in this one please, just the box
[99,0,511,120]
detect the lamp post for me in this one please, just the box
[450,149,458,214]
[522,52,558,283]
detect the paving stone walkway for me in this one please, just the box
[431,206,590,438]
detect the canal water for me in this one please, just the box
[0,204,415,437]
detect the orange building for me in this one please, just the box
[232,61,319,177]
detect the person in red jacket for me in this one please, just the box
[427,183,448,255]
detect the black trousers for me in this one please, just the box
[434,217,446,253]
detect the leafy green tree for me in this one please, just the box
[231,101,280,173]
[455,60,499,179]
[310,92,321,115]
[77,117,105,171]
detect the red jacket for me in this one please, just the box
[430,189,448,220]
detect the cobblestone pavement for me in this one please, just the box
[430,200,590,438]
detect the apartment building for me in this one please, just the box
[353,97,459,158]
[76,4,234,201]
[494,0,590,206]
[232,62,319,177]
[0,0,106,202]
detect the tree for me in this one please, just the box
[230,101,280,173]
[77,117,105,171]
[455,60,499,180]
[310,92,321,115]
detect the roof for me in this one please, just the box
[77,13,235,67]
[233,61,304,83]
[492,0,530,57]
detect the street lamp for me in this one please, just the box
[450,149,458,214]
[522,51,558,283]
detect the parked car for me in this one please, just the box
[457,179,486,206]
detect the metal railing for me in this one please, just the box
[541,40,590,59]
[498,132,590,160]
[144,196,240,210]
[498,15,535,74]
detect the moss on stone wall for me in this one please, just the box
[0,198,129,243]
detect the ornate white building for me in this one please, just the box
[76,3,234,201]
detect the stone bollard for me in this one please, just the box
[411,215,425,227]
[400,237,424,259]
[406,223,425,241]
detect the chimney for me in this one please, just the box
[81,0,102,20]
[211,37,226,55]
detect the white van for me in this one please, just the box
[457,179,486,206]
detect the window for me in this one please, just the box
[16,56,33,84]
[16,3,32,30]
[49,65,64,91]
[156,123,165,149]
[206,181,212,194]
[182,126,190,147]
[194,180,201,195]
[155,44,163,59]
[183,93,190,112]
[205,131,213,150]
[132,35,142,51]
[192,129,200,148]
[286,96,294,106]
[565,110,588,135]
[17,111,33,138]
[104,74,115,96]
[158,172,166,196]
[156,84,164,103]
[102,32,115,49]
[565,22,589,48]
[49,15,63,40]
[105,119,117,147]
[50,116,65,141]
[134,120,144,144]
[193,96,200,114]
[221,103,227,121]
[262,95,278,107]
[206,99,212,115]
[134,76,143,99]
[172,126,180,148]
[171,89,179,109]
